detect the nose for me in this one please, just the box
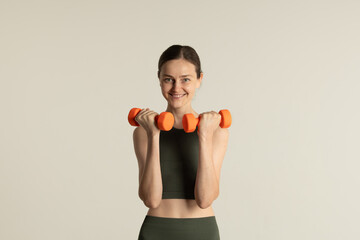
[172,80,181,91]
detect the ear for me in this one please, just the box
[158,71,161,86]
[197,72,203,88]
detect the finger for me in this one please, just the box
[138,108,147,116]
[140,108,152,115]
[136,109,148,120]
[142,110,155,116]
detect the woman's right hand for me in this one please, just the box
[135,108,161,136]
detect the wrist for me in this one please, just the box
[147,131,160,139]
[198,132,213,142]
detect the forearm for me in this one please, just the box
[139,133,163,208]
[194,134,219,209]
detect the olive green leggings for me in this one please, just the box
[138,215,220,240]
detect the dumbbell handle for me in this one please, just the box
[182,109,232,133]
[128,108,174,131]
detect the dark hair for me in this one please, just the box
[157,45,202,79]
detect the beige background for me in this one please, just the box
[1,0,360,239]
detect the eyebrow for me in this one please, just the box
[162,74,193,78]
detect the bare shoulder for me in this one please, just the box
[212,127,229,185]
[133,126,147,156]
[213,127,229,144]
[133,126,148,183]
[133,125,147,142]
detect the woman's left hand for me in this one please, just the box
[198,111,221,138]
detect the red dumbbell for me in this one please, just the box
[182,109,232,133]
[128,108,175,131]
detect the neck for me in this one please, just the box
[166,104,198,129]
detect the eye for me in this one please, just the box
[164,78,173,82]
[183,78,190,82]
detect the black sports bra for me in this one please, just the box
[159,127,199,199]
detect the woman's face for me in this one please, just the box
[159,58,203,109]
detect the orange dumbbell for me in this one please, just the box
[128,108,175,131]
[182,109,232,133]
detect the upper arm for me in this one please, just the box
[133,126,148,185]
[212,127,229,185]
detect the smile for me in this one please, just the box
[169,93,186,99]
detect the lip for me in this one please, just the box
[169,93,186,99]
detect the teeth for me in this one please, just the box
[171,94,185,97]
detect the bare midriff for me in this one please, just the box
[147,199,215,218]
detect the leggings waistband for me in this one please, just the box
[144,215,216,225]
[138,215,220,240]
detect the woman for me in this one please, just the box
[133,45,229,240]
